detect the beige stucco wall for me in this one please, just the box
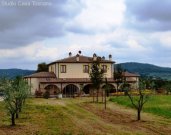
[49,64,57,74]
[126,77,139,82]
[60,63,90,78]
[25,78,39,95]
[49,63,113,78]
[49,63,59,77]
[126,77,139,89]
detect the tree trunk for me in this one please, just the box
[116,84,119,96]
[19,100,22,112]
[93,91,94,103]
[104,89,106,110]
[137,109,141,121]
[16,112,19,119]
[96,89,99,103]
[19,107,22,112]
[102,90,104,103]
[16,99,19,118]
[11,113,15,126]
[107,90,109,97]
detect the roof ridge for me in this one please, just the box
[48,54,115,65]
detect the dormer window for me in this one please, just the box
[83,65,89,73]
[60,65,66,73]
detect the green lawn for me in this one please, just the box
[109,95,171,118]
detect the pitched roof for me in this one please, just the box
[24,72,56,78]
[122,71,140,77]
[48,55,115,65]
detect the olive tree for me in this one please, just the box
[1,77,30,126]
[125,80,150,121]
[12,77,30,118]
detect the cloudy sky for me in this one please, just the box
[0,0,171,69]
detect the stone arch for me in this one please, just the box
[119,83,131,91]
[102,84,116,96]
[62,84,79,97]
[44,84,60,95]
[83,84,93,95]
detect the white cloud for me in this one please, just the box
[157,32,171,48]
[1,0,171,69]
[126,39,145,50]
[0,42,63,61]
[67,0,125,33]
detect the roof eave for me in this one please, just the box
[48,61,115,65]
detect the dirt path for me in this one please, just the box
[59,98,171,135]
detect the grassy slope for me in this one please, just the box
[110,95,171,118]
[0,98,130,135]
[0,97,171,135]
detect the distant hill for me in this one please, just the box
[1,62,171,80]
[0,69,35,79]
[119,62,171,80]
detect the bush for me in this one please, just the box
[43,90,50,99]
[35,90,43,97]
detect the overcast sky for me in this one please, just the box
[0,0,171,69]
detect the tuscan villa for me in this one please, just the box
[24,52,140,97]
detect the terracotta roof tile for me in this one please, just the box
[122,71,140,77]
[48,55,115,65]
[24,72,56,78]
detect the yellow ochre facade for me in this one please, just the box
[24,52,139,97]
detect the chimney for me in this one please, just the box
[69,52,72,57]
[109,54,112,61]
[78,50,81,55]
[76,54,79,62]
[93,53,97,61]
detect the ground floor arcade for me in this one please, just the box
[37,80,138,98]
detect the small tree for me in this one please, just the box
[89,56,104,103]
[36,62,48,72]
[1,77,30,126]
[125,79,149,121]
[114,64,124,92]
[104,78,110,109]
[12,76,30,118]
[2,78,17,126]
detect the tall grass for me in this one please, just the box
[109,95,171,118]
